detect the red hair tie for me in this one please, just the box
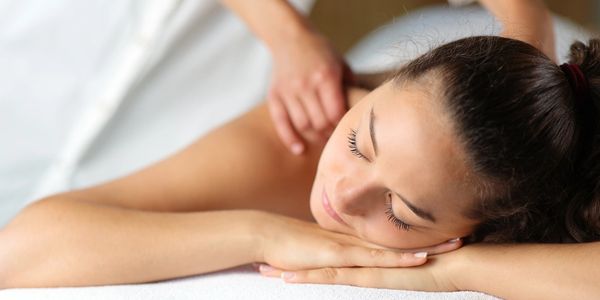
[560,63,591,104]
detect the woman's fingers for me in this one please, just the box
[267,93,305,155]
[341,246,428,267]
[257,263,284,277]
[281,94,311,132]
[260,265,455,292]
[409,238,463,255]
[317,78,346,125]
[283,267,380,286]
[300,90,330,134]
[281,267,446,292]
[258,264,385,288]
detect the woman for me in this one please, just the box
[2,8,600,300]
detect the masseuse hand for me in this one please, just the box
[255,212,462,273]
[268,30,354,155]
[259,236,468,291]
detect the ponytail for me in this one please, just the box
[563,39,600,242]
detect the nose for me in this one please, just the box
[333,175,378,217]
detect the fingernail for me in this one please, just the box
[414,252,428,258]
[291,143,304,155]
[259,264,273,272]
[281,272,295,280]
[448,237,461,243]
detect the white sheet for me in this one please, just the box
[0,264,498,300]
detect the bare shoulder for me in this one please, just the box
[58,86,371,220]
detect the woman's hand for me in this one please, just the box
[254,212,463,272]
[257,240,468,292]
[267,30,354,155]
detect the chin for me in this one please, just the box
[308,184,324,227]
[308,184,335,231]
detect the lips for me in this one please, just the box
[322,188,348,226]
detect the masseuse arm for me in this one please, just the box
[219,0,312,51]
[479,0,557,62]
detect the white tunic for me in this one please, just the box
[0,0,314,226]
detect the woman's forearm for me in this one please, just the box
[0,197,263,289]
[455,242,600,299]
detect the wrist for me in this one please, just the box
[445,244,478,291]
[244,210,272,263]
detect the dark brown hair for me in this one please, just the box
[393,36,600,243]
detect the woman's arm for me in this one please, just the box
[479,0,557,62]
[454,242,600,299]
[277,241,600,299]
[0,201,264,288]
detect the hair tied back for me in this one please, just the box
[560,63,591,104]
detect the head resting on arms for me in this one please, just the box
[309,36,600,249]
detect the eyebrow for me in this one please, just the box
[369,106,378,156]
[396,192,437,223]
[368,103,437,224]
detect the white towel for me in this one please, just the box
[0,264,498,300]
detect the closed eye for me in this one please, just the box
[385,193,412,231]
[347,128,369,161]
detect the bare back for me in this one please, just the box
[59,87,371,221]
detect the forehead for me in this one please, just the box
[371,81,476,220]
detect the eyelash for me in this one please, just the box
[346,127,412,231]
[385,195,412,231]
[347,128,368,160]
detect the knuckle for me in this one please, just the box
[291,78,309,90]
[398,251,413,261]
[320,267,339,281]
[322,68,337,79]
[295,118,311,130]
[315,66,337,79]
[369,248,385,259]
[269,107,287,122]
[325,242,344,254]
[313,121,329,132]
[312,69,326,82]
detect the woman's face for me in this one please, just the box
[310,80,479,249]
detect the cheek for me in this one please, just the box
[317,120,352,175]
[309,126,354,230]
